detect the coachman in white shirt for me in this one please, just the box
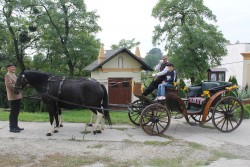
[142,56,169,96]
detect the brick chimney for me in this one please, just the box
[98,45,105,64]
[135,46,141,57]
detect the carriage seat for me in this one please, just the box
[188,82,220,107]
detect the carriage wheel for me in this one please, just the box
[212,96,244,132]
[190,110,213,123]
[140,103,171,135]
[128,100,144,126]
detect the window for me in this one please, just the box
[211,73,217,81]
[118,56,124,68]
[219,73,225,81]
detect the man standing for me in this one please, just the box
[142,56,169,96]
[5,64,23,133]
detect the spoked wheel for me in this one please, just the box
[190,110,213,123]
[128,100,144,126]
[212,96,244,132]
[140,103,171,135]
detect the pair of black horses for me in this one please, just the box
[14,70,112,136]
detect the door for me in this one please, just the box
[108,78,132,104]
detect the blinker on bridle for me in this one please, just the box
[14,74,28,90]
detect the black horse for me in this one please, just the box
[14,70,112,136]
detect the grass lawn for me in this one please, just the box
[0,108,132,125]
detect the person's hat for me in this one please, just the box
[166,62,174,67]
[6,63,15,68]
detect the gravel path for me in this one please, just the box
[1,120,250,167]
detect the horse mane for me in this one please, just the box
[23,70,101,85]
[24,70,52,84]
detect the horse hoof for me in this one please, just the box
[54,130,58,133]
[46,133,52,136]
[60,124,63,127]
[93,130,102,134]
[88,123,93,127]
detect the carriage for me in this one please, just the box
[127,81,244,135]
[15,70,244,136]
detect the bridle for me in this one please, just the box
[14,74,28,90]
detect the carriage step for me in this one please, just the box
[187,109,202,114]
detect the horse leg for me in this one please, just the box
[93,112,103,135]
[88,112,96,127]
[59,112,64,127]
[47,118,56,136]
[46,104,57,136]
[100,115,106,130]
[58,107,63,127]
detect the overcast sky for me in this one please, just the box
[85,0,250,57]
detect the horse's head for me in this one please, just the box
[14,71,29,94]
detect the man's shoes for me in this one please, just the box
[154,96,159,101]
[17,127,24,131]
[10,128,21,133]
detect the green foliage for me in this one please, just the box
[1,0,101,77]
[22,88,41,112]
[178,78,186,89]
[144,48,163,69]
[111,38,140,50]
[244,104,250,119]
[177,78,187,98]
[0,109,132,124]
[194,77,203,85]
[232,88,248,101]
[152,0,228,81]
[228,75,238,85]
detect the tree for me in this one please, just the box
[29,0,101,77]
[152,0,228,83]
[111,38,140,50]
[1,0,30,70]
[144,48,163,68]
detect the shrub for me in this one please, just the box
[228,75,238,85]
[232,88,248,101]
[244,104,250,119]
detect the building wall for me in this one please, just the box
[91,52,143,102]
[218,43,250,87]
[242,53,250,88]
[103,52,141,68]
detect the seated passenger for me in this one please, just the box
[142,56,169,96]
[156,63,177,100]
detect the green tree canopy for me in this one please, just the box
[111,38,140,50]
[31,0,101,77]
[144,48,163,68]
[152,0,229,82]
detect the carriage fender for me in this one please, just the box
[201,90,227,124]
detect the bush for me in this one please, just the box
[177,78,187,98]
[228,75,238,85]
[244,104,250,119]
[22,88,41,112]
[232,88,248,101]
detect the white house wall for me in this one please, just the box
[218,43,250,87]
[91,52,143,102]
[102,52,142,68]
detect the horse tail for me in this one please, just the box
[100,84,112,126]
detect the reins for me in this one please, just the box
[23,93,133,111]
[17,73,138,111]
